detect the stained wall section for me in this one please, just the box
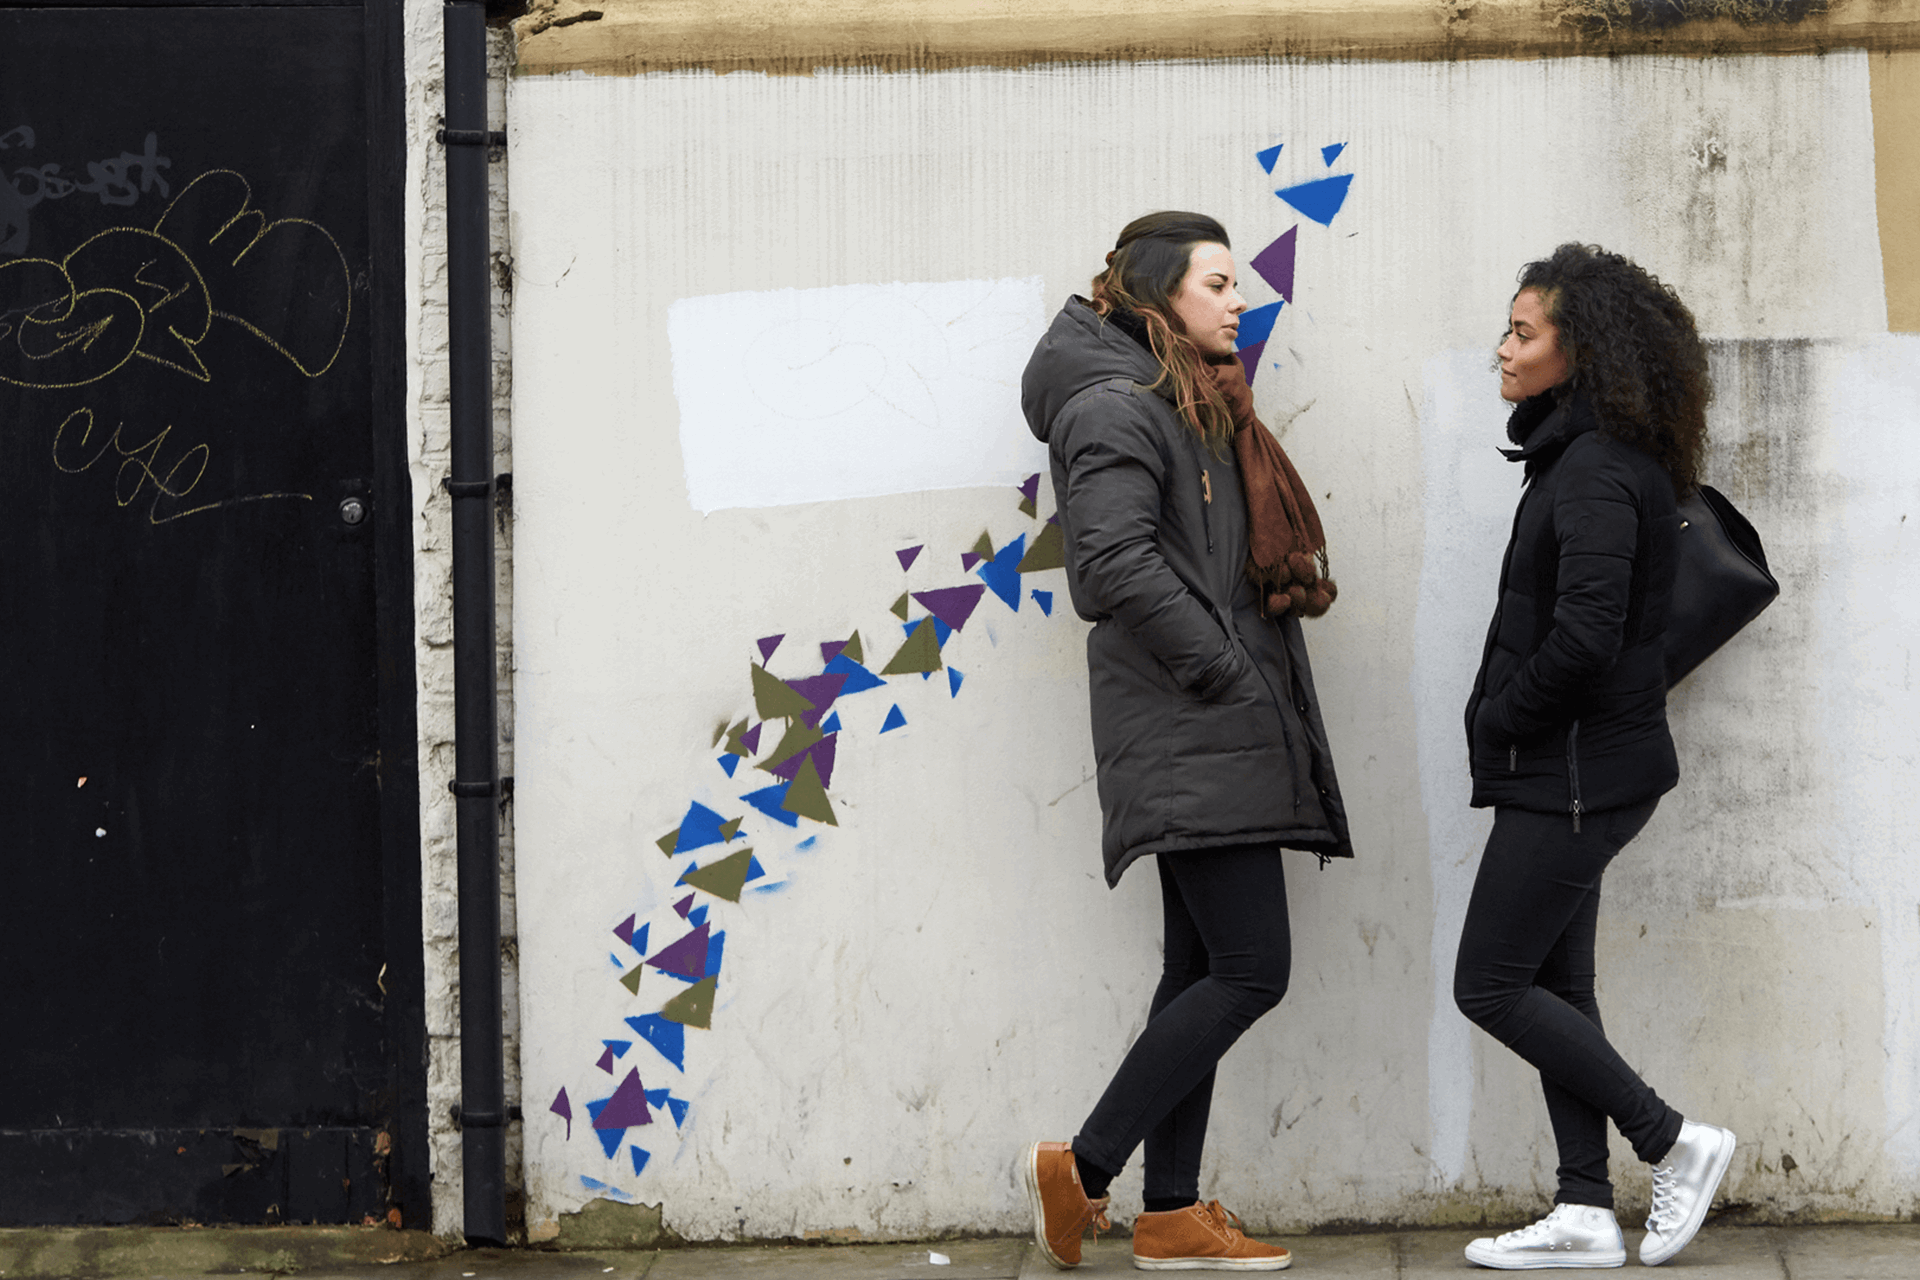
[504,51,1917,1238]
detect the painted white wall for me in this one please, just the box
[504,50,1916,1238]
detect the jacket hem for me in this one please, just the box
[1104,826,1350,887]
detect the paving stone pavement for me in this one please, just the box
[346,1225,1920,1280]
[9,1224,1920,1280]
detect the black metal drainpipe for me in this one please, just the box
[442,0,506,1247]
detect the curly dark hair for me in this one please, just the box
[1514,243,1711,495]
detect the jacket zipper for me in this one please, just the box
[1566,719,1583,833]
[1200,468,1214,552]
[1508,745,1517,772]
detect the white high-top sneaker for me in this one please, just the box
[1640,1120,1737,1266]
[1464,1204,1627,1270]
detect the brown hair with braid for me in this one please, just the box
[1089,211,1237,453]
[1515,243,1712,496]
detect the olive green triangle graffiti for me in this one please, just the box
[880,618,942,676]
[680,848,754,903]
[780,755,838,826]
[750,663,815,721]
[1016,521,1065,572]
[660,976,717,1029]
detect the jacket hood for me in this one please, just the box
[1022,297,1161,445]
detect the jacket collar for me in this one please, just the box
[1500,390,1598,465]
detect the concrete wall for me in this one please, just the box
[497,29,1920,1243]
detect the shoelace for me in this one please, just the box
[1199,1201,1248,1238]
[1496,1212,1562,1246]
[1647,1164,1679,1230]
[1082,1195,1113,1238]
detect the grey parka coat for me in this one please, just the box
[1022,298,1353,886]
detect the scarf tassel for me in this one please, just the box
[1221,363,1337,620]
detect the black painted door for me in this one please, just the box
[0,4,421,1225]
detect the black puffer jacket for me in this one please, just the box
[1464,391,1680,820]
[1023,298,1352,886]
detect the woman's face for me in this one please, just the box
[1497,288,1570,402]
[1169,241,1247,359]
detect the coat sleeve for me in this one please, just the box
[1058,389,1246,698]
[1475,443,1639,745]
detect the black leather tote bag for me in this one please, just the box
[1665,484,1780,687]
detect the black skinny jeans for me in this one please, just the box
[1073,844,1290,1203]
[1453,801,1682,1209]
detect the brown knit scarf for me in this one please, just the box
[1211,360,1337,618]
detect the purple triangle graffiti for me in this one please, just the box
[646,923,711,980]
[1236,341,1266,385]
[594,1068,653,1129]
[787,672,849,728]
[911,584,987,632]
[1250,228,1296,302]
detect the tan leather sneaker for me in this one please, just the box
[1024,1141,1112,1269]
[1131,1200,1292,1271]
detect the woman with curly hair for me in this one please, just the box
[1017,211,1351,1272]
[1454,243,1733,1270]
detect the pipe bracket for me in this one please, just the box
[441,476,497,499]
[438,128,506,147]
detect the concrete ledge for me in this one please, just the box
[513,0,1920,78]
[0,1226,454,1280]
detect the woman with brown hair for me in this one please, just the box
[1454,243,1734,1269]
[1017,211,1351,1272]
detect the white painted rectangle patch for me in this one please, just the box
[668,276,1048,513]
